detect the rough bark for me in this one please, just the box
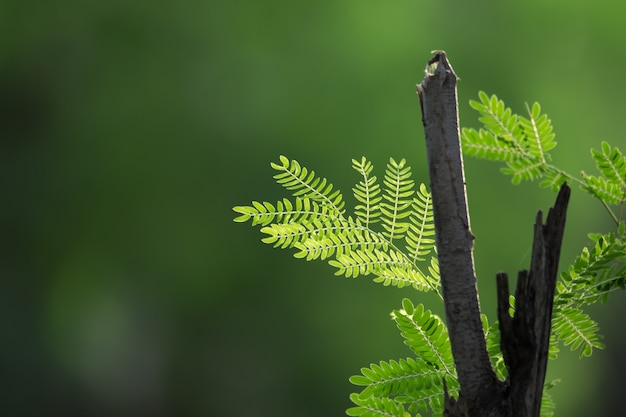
[417,51,570,417]
[496,184,570,417]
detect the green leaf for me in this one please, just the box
[329,248,433,291]
[235,156,439,292]
[461,127,526,162]
[353,157,382,227]
[405,184,435,263]
[518,102,556,163]
[464,92,558,185]
[349,357,451,417]
[556,228,626,308]
[271,155,345,213]
[484,317,507,380]
[539,170,568,192]
[260,223,306,248]
[552,307,604,358]
[347,393,410,417]
[469,91,520,142]
[501,158,546,184]
[591,142,626,190]
[381,158,414,242]
[541,390,555,417]
[391,299,454,372]
[582,174,625,205]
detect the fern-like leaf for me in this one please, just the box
[346,393,409,417]
[349,358,437,397]
[349,340,459,417]
[556,225,626,308]
[464,92,559,186]
[552,307,605,358]
[405,183,435,263]
[350,358,458,415]
[518,102,556,164]
[381,158,414,242]
[329,248,432,290]
[234,197,334,229]
[539,170,568,192]
[235,197,349,251]
[353,157,382,227]
[271,155,345,213]
[500,158,547,185]
[580,142,626,205]
[233,198,308,226]
[469,91,521,144]
[461,127,525,162]
[260,223,308,249]
[466,93,626,228]
[235,156,439,293]
[391,299,454,373]
[591,141,626,190]
[582,173,625,205]
[483,316,507,380]
[293,218,385,261]
[540,384,557,417]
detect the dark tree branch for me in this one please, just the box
[497,183,570,417]
[417,51,500,413]
[417,51,571,417]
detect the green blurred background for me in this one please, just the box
[1,1,625,416]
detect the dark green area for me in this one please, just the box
[1,1,624,416]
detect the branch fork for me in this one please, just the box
[417,51,570,417]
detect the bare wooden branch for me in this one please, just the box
[497,183,570,417]
[417,51,500,412]
[417,51,571,417]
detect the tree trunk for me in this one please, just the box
[417,51,570,417]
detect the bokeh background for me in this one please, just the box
[1,1,625,416]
